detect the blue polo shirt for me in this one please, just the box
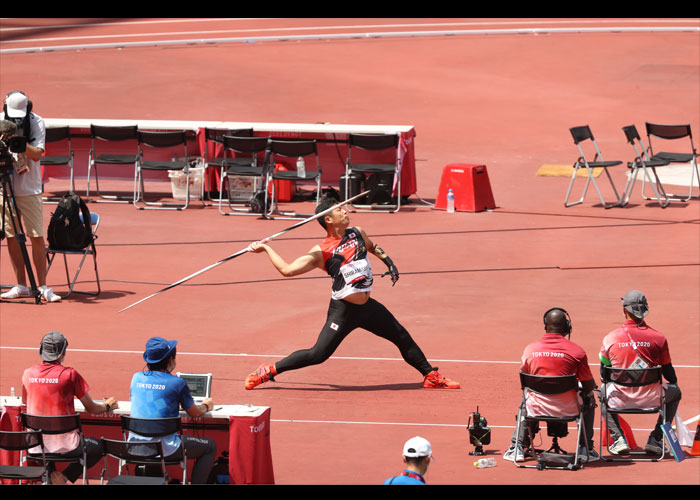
[384,470,426,485]
[129,370,194,456]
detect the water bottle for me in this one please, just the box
[10,387,15,398]
[296,156,306,178]
[446,188,455,213]
[473,457,497,468]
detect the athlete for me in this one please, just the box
[244,197,460,390]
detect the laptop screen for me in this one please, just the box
[177,372,212,399]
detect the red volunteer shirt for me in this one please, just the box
[599,320,671,409]
[521,333,593,417]
[22,362,91,453]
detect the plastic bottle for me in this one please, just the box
[296,156,306,178]
[473,457,497,468]
[10,387,15,398]
[446,188,455,213]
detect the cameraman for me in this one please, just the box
[0,91,61,302]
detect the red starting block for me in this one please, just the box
[434,164,496,212]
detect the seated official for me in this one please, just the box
[129,336,216,484]
[503,308,598,462]
[599,290,682,454]
[22,331,118,484]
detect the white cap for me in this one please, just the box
[403,436,432,458]
[5,92,28,118]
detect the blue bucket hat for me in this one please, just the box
[143,337,178,364]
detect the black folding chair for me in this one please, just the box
[644,122,699,201]
[0,430,48,484]
[135,130,199,210]
[202,127,253,203]
[565,125,624,208]
[100,437,169,485]
[46,211,100,298]
[86,124,140,203]
[514,373,589,470]
[218,135,270,215]
[120,416,187,483]
[599,365,665,462]
[21,413,89,484]
[345,133,402,212]
[620,125,670,207]
[40,126,75,202]
[264,139,322,219]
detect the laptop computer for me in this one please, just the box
[177,372,212,404]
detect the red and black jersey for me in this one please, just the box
[319,227,373,300]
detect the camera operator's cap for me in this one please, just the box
[143,336,178,364]
[621,289,649,318]
[403,436,432,458]
[5,92,28,118]
[40,330,68,362]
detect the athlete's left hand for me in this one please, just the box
[382,263,399,286]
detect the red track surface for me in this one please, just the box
[1,19,698,485]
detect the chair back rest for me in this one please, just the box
[520,372,578,395]
[601,365,662,387]
[21,413,82,435]
[101,437,165,461]
[645,122,692,141]
[45,126,71,143]
[268,139,317,158]
[137,130,188,149]
[206,127,253,144]
[569,125,594,145]
[622,125,641,144]
[0,430,44,452]
[348,133,399,151]
[223,135,270,155]
[91,125,138,142]
[121,416,182,438]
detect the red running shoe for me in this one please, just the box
[423,369,460,389]
[245,363,277,390]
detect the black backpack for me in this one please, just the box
[47,193,94,251]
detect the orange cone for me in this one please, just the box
[689,418,700,456]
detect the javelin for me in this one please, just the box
[117,191,371,313]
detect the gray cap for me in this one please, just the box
[40,331,68,362]
[621,290,649,318]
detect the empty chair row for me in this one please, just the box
[565,122,699,209]
[41,125,405,217]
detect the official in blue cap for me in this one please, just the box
[129,337,216,483]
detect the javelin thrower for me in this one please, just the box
[245,196,460,390]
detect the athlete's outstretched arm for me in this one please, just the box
[356,227,399,286]
[249,241,322,277]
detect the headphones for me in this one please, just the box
[543,307,572,337]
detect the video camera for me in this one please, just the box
[0,135,27,175]
[467,406,491,456]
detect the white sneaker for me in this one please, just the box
[609,436,630,455]
[39,286,62,303]
[1,285,31,299]
[503,444,525,462]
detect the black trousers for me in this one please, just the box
[275,298,434,376]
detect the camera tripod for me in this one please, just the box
[0,171,41,304]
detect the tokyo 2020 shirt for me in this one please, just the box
[129,370,195,456]
[599,320,671,409]
[320,227,373,301]
[22,362,90,453]
[520,333,593,417]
